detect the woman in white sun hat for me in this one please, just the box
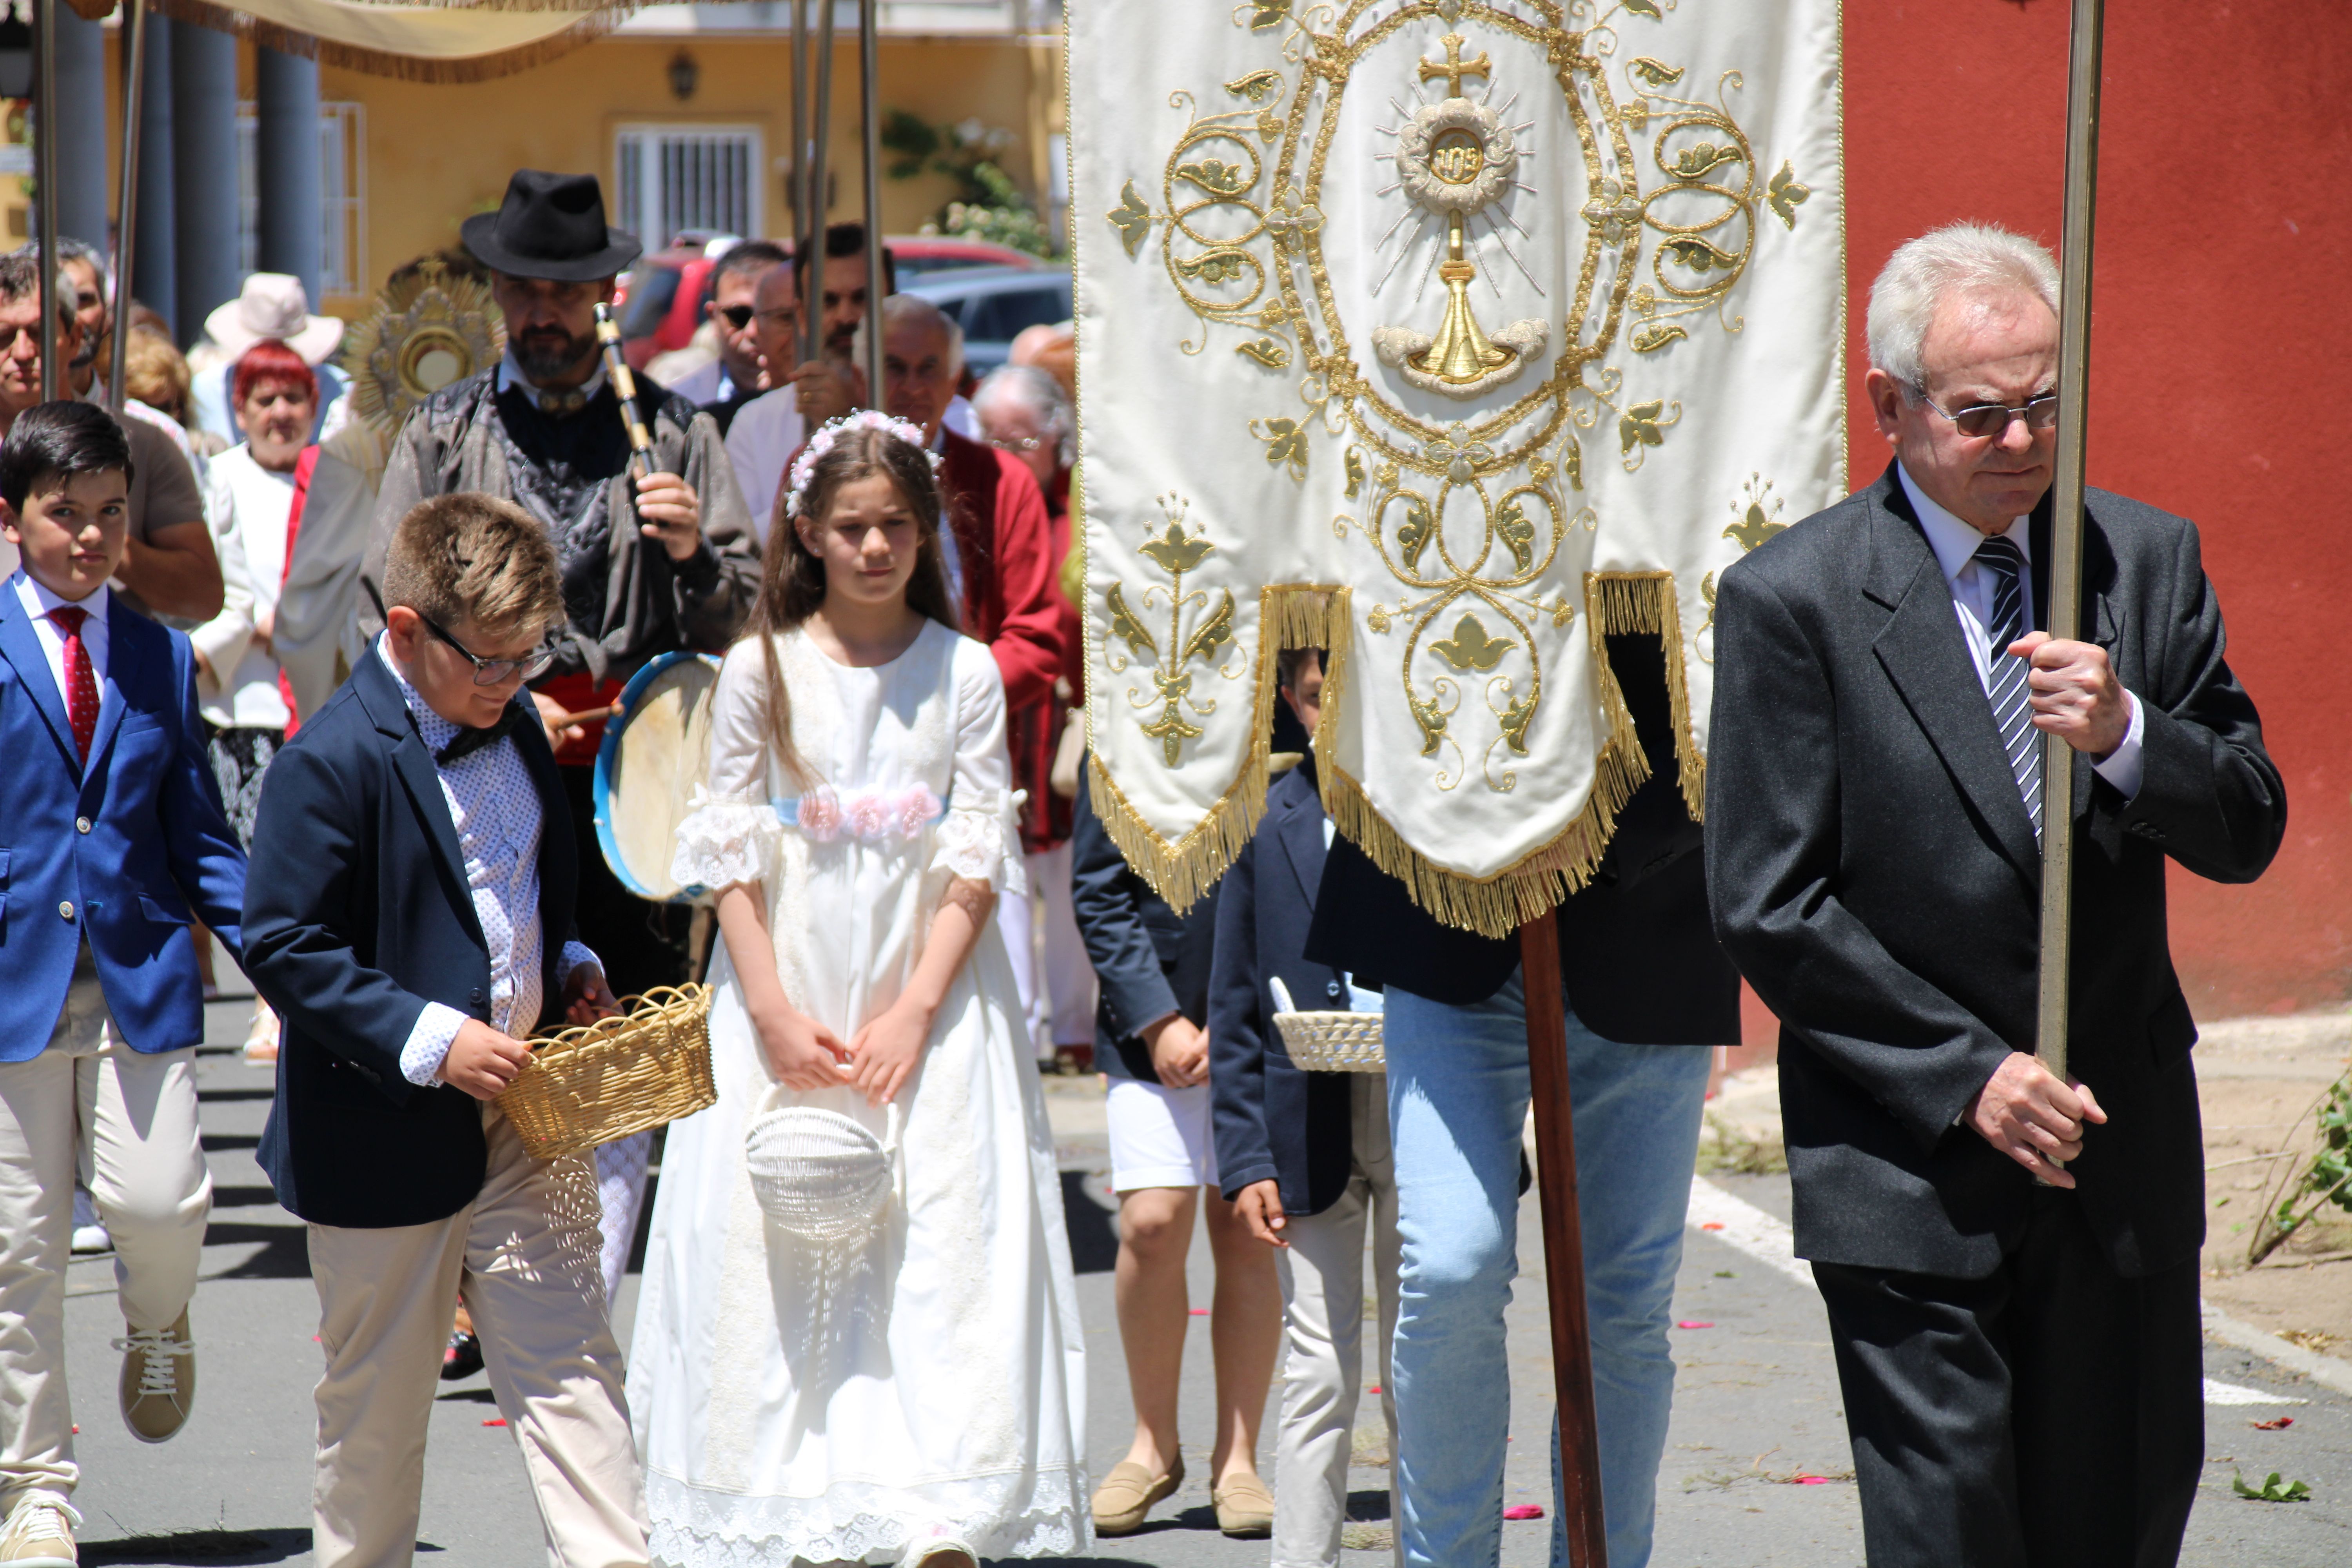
[190,272,350,443]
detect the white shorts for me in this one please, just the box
[1106,1076,1219,1192]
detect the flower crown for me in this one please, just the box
[785,410,942,519]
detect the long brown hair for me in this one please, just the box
[753,423,961,786]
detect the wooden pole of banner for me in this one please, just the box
[1520,907,1609,1566]
[807,0,838,365]
[107,0,149,415]
[34,0,59,402]
[2035,0,2104,1082]
[857,0,884,402]
[790,0,814,363]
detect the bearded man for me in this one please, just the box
[359,169,759,1000]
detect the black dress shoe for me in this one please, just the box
[440,1331,484,1382]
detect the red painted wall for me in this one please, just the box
[1841,1,2352,1020]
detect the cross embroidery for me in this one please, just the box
[1417,33,1492,100]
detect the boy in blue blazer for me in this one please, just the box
[242,492,644,1568]
[0,402,247,1565]
[1209,648,1399,1568]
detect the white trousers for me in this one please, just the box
[1273,1071,1403,1568]
[0,956,211,1507]
[306,1107,647,1568]
[1028,842,1098,1048]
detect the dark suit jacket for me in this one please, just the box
[1706,464,2286,1280]
[1208,759,1364,1214]
[243,649,583,1228]
[1069,761,1221,1083]
[1305,633,1741,1045]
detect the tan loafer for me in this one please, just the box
[1091,1454,1183,1536]
[114,1307,196,1443]
[1212,1472,1274,1539]
[0,1493,80,1568]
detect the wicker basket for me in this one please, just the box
[497,984,717,1159]
[1269,978,1386,1073]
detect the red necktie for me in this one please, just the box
[46,606,99,762]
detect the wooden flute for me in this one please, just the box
[592,301,657,483]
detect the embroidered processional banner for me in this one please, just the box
[1069,0,1845,935]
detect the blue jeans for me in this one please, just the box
[1385,975,1711,1568]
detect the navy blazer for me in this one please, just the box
[0,575,246,1058]
[1209,759,1366,1214]
[1305,633,1740,1045]
[243,647,581,1228]
[1069,762,1221,1082]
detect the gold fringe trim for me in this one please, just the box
[130,0,627,85]
[1085,584,1344,914]
[1588,570,1706,820]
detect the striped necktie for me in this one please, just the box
[1974,535,2042,838]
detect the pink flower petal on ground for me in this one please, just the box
[1189,1307,1210,1315]
[1700,1221,1726,1231]
[483,1418,508,1427]
[1368,1385,1382,1394]
[1792,1475,1828,1485]
[1504,1504,1546,1520]
[1676,1320,1715,1330]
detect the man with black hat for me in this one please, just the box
[360,169,758,1005]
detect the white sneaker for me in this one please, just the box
[0,1493,80,1567]
[67,1191,109,1256]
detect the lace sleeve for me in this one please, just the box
[671,788,780,893]
[932,789,1027,895]
[929,641,1025,893]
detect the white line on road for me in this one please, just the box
[1685,1176,2352,1403]
[2201,1378,2307,1406]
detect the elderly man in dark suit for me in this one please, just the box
[1708,221,2287,1568]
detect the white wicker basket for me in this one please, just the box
[1269,978,1386,1073]
[743,1090,903,1242]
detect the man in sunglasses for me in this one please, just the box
[661,239,788,437]
[1707,223,2285,1566]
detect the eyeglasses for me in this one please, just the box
[416,612,557,686]
[716,304,755,330]
[986,433,1045,453]
[1917,390,2060,441]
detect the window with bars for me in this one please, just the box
[236,102,367,298]
[614,126,765,249]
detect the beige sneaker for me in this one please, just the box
[114,1308,196,1443]
[0,1493,80,1567]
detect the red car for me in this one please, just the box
[614,234,1045,369]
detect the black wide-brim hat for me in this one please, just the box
[461,169,644,283]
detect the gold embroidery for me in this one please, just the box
[1106,498,1245,768]
[1430,612,1516,671]
[1252,416,1311,479]
[1107,181,1154,258]
[1767,161,1811,228]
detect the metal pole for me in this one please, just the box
[1520,910,1609,1567]
[858,0,884,406]
[35,0,59,403]
[808,0,837,367]
[791,0,814,367]
[2035,0,2104,1082]
[107,0,148,416]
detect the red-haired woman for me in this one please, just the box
[190,339,318,1063]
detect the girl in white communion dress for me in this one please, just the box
[631,415,1089,1568]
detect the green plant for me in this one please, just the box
[2232,1471,2311,1503]
[880,110,1058,258]
[2247,1068,2352,1268]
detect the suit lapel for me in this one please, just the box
[353,652,483,945]
[1864,477,2042,882]
[0,581,79,771]
[1270,771,1328,910]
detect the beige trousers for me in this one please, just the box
[1272,1071,1404,1568]
[306,1107,647,1568]
[0,956,212,1507]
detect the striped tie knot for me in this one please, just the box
[1971,534,2042,836]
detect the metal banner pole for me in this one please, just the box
[807,0,838,372]
[791,0,815,368]
[107,0,149,415]
[858,0,884,405]
[2035,0,2104,1082]
[35,0,59,402]
[1520,909,1609,1567]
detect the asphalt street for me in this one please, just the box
[48,995,2352,1566]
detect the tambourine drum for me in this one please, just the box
[592,652,725,903]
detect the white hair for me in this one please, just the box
[972,363,1074,468]
[1866,222,2060,392]
[851,293,964,384]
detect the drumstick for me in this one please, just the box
[545,701,623,730]
[591,302,657,484]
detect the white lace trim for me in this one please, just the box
[929,789,1026,895]
[672,790,781,892]
[643,1462,1089,1566]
